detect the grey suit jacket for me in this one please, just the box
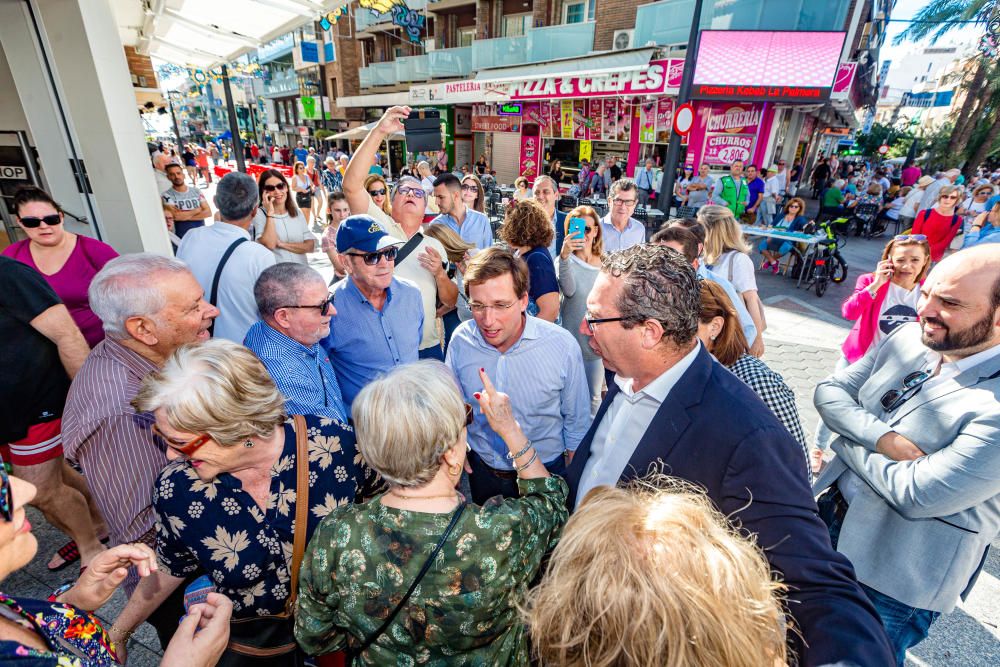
[813,323,1000,612]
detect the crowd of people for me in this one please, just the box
[1,103,999,667]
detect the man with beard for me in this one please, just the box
[813,244,1000,665]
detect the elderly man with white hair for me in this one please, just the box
[320,155,343,196]
[61,253,218,645]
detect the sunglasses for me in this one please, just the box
[0,455,12,522]
[894,234,927,242]
[346,246,398,265]
[263,182,288,192]
[880,370,932,412]
[395,185,426,199]
[19,214,62,228]
[151,423,212,456]
[368,188,387,197]
[278,294,334,316]
[461,184,479,192]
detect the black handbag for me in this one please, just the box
[347,501,467,665]
[218,415,310,666]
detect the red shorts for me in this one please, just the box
[2,419,64,466]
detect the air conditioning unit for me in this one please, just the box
[612,29,635,51]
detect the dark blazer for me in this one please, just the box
[566,347,893,667]
[553,209,567,256]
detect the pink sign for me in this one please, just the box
[687,101,769,168]
[655,98,674,143]
[505,59,674,100]
[523,101,544,128]
[550,101,562,137]
[639,102,657,144]
[519,131,540,183]
[832,62,857,95]
[666,58,684,88]
[538,102,552,136]
[573,100,587,139]
[703,134,755,164]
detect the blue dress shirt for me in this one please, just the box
[600,213,646,252]
[244,321,348,423]
[322,277,423,408]
[432,208,494,250]
[445,316,592,470]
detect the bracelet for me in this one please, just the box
[516,451,538,472]
[506,441,533,460]
[47,582,73,603]
[108,624,136,642]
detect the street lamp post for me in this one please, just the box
[221,63,246,173]
[166,91,183,144]
[657,0,706,216]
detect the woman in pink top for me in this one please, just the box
[3,187,118,347]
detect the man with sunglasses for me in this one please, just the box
[431,173,493,250]
[322,215,423,409]
[245,263,347,423]
[813,245,1000,664]
[342,107,458,361]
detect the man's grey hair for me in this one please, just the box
[254,262,326,319]
[89,253,191,338]
[214,172,259,221]
[601,244,699,348]
[532,175,558,193]
[610,178,638,200]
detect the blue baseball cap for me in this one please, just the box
[336,214,404,254]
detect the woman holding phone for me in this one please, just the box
[558,206,605,413]
[253,169,314,265]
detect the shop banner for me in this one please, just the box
[504,59,680,100]
[550,101,562,137]
[573,100,587,139]
[690,101,767,167]
[639,101,657,144]
[588,99,602,141]
[538,102,552,137]
[523,102,545,133]
[560,100,574,139]
[655,98,674,143]
[579,140,592,163]
[617,99,629,142]
[703,133,755,164]
[519,131,540,183]
[471,103,520,133]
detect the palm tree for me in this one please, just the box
[895,1,996,159]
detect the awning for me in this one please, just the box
[474,47,657,84]
[337,91,411,108]
[330,122,404,141]
[113,0,349,69]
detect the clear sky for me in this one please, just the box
[882,0,981,66]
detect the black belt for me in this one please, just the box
[479,459,518,480]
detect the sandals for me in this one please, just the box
[47,535,110,572]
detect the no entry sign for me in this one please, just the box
[673,103,694,135]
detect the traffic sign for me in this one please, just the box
[877,144,889,155]
[673,103,695,135]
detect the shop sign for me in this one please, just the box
[699,102,765,167]
[639,101,657,143]
[505,59,680,100]
[471,103,520,133]
[498,102,523,116]
[704,134,755,164]
[560,100,574,139]
[579,140,592,163]
[519,132,540,182]
[832,62,857,98]
[655,98,674,143]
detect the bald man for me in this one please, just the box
[813,245,1000,664]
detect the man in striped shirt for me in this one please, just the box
[61,254,218,621]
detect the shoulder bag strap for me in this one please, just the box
[394,232,424,265]
[286,415,310,611]
[207,237,248,336]
[351,502,467,660]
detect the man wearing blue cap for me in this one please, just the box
[322,215,424,410]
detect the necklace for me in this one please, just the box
[390,490,459,501]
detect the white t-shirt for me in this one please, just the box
[875,283,920,344]
[710,251,757,294]
[251,210,314,264]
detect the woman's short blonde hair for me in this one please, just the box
[525,478,787,667]
[698,204,750,265]
[425,223,475,264]
[133,339,286,445]
[351,361,466,488]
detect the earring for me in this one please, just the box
[448,463,460,477]
[710,335,717,341]
[243,439,254,448]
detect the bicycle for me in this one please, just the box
[802,218,849,297]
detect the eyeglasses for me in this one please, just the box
[894,234,927,242]
[346,247,398,265]
[19,214,62,228]
[0,455,12,522]
[151,423,212,456]
[468,300,517,315]
[461,184,479,192]
[395,186,426,199]
[612,198,637,207]
[263,182,288,192]
[880,370,932,412]
[584,316,626,333]
[940,194,959,200]
[278,294,334,316]
[368,188,387,197]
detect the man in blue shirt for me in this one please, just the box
[431,173,494,249]
[745,164,766,222]
[634,158,656,207]
[244,263,347,423]
[293,141,308,165]
[446,247,591,503]
[600,179,646,252]
[322,215,423,408]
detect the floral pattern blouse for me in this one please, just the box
[294,476,569,666]
[153,415,374,619]
[0,592,117,666]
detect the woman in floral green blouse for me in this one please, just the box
[295,360,569,665]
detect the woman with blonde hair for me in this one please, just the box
[699,204,766,356]
[424,222,477,343]
[363,173,391,216]
[461,173,486,213]
[291,160,315,226]
[109,339,371,665]
[295,361,568,665]
[526,479,787,667]
[513,176,531,202]
[499,199,559,322]
[559,205,604,413]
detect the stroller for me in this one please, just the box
[850,203,886,239]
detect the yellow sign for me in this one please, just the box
[561,100,574,139]
[579,140,592,163]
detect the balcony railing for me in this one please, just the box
[355,1,428,32]
[263,71,299,96]
[471,22,595,71]
[359,67,372,88]
[396,55,426,82]
[427,46,472,78]
[372,61,397,86]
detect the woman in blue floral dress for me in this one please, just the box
[0,453,231,666]
[295,360,569,665]
[106,340,374,663]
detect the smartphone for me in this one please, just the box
[403,108,442,153]
[568,217,586,240]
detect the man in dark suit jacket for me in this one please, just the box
[566,244,893,667]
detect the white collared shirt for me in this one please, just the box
[575,342,701,505]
